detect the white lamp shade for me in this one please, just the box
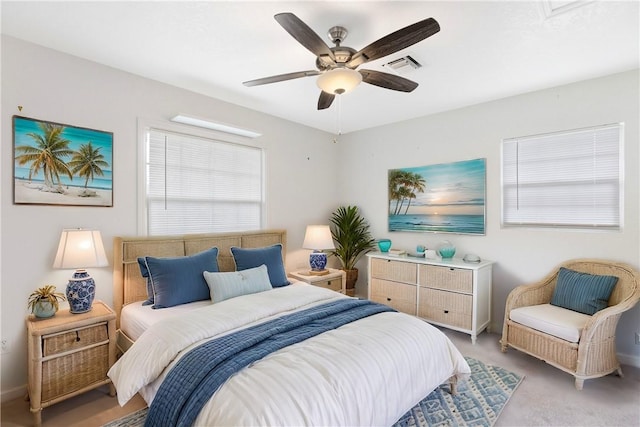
[302,225,335,251]
[317,68,363,94]
[53,229,108,269]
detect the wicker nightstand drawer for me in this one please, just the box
[314,277,343,292]
[43,323,108,356]
[42,342,110,402]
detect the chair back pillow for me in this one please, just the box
[550,267,618,315]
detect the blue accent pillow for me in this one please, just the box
[137,257,154,306]
[230,244,290,287]
[550,267,618,315]
[142,247,219,309]
[203,265,273,303]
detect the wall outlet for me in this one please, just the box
[1,338,8,354]
[635,332,640,345]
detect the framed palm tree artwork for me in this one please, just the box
[13,116,113,207]
[388,158,486,235]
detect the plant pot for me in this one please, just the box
[344,268,358,297]
[33,300,57,318]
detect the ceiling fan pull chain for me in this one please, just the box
[337,94,342,136]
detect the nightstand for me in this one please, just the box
[289,268,346,294]
[26,300,116,426]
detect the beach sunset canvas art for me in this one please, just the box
[13,116,113,206]
[388,158,486,235]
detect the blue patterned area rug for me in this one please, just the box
[394,357,524,427]
[104,357,523,427]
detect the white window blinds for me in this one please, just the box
[146,129,264,235]
[502,123,623,230]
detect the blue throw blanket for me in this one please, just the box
[145,298,394,427]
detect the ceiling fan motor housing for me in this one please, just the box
[316,46,356,70]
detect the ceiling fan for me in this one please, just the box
[243,13,440,110]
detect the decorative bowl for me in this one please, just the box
[377,239,392,252]
[438,240,456,259]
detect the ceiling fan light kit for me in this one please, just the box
[317,68,362,94]
[243,12,440,110]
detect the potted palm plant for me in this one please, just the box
[28,285,66,318]
[329,205,376,296]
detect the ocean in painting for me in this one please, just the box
[389,214,485,235]
[14,167,112,190]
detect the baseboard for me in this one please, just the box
[1,384,27,403]
[618,352,640,369]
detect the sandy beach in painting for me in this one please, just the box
[14,178,112,206]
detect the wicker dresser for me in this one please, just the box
[26,300,116,426]
[367,253,493,344]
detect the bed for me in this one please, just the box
[108,229,470,426]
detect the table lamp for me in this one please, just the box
[302,225,335,276]
[53,229,108,314]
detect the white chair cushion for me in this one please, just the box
[509,303,591,343]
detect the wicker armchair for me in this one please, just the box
[501,259,640,390]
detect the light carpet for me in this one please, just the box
[103,357,523,427]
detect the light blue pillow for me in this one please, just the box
[143,247,219,309]
[231,244,290,288]
[550,267,618,315]
[203,265,272,303]
[137,257,154,306]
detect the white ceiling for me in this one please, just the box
[2,1,638,134]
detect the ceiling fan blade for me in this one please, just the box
[359,69,418,92]
[275,13,336,62]
[243,70,320,87]
[347,18,440,68]
[318,91,335,110]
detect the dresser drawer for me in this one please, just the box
[418,288,472,329]
[313,277,343,292]
[419,305,472,330]
[370,279,417,315]
[371,258,417,284]
[43,323,108,356]
[420,265,473,293]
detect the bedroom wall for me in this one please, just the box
[336,69,640,366]
[0,36,341,400]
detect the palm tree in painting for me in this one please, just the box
[388,169,405,214]
[388,169,427,215]
[395,185,414,215]
[403,173,426,214]
[14,122,73,192]
[68,142,108,195]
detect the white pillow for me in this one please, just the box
[203,264,272,303]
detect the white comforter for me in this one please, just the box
[109,284,470,426]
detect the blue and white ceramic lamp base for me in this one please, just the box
[309,252,328,272]
[66,269,96,314]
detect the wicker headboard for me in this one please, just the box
[112,229,287,326]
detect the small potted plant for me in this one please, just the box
[28,285,66,318]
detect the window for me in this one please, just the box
[144,128,264,235]
[502,123,623,230]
